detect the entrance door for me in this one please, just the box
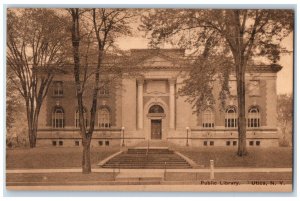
[151,120,162,139]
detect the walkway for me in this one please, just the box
[7,184,292,192]
[6,167,292,174]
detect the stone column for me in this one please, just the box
[137,79,144,129]
[169,78,176,129]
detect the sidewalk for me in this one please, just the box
[6,167,292,174]
[7,184,293,192]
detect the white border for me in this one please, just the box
[0,0,298,200]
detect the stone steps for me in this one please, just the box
[106,161,189,164]
[133,140,170,148]
[127,148,172,153]
[101,148,192,169]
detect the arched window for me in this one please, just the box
[98,108,111,128]
[75,108,88,128]
[149,105,164,113]
[248,106,260,127]
[52,106,64,128]
[202,108,214,128]
[225,106,237,128]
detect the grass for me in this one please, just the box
[6,147,120,169]
[6,146,292,186]
[177,146,292,168]
[6,146,292,169]
[6,172,115,183]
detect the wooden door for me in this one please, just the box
[151,120,162,139]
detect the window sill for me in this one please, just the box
[98,95,110,98]
[249,95,261,97]
[51,128,65,130]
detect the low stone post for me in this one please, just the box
[210,160,214,180]
[164,161,167,181]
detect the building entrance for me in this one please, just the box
[151,119,162,139]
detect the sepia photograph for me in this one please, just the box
[5,6,294,193]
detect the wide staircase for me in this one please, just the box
[133,140,171,148]
[101,148,192,169]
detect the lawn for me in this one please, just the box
[6,172,115,186]
[6,146,293,169]
[178,147,293,168]
[6,147,120,169]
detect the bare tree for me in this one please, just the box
[141,9,293,156]
[68,8,135,173]
[7,9,68,147]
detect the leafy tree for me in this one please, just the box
[277,94,293,146]
[68,8,135,173]
[6,67,25,147]
[141,9,293,156]
[7,9,68,147]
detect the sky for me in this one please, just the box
[117,33,294,95]
[277,34,294,95]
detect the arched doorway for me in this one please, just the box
[148,105,165,139]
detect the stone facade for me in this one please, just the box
[36,49,281,148]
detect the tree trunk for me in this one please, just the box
[236,61,247,156]
[82,138,92,174]
[70,9,94,174]
[26,103,37,148]
[29,130,37,148]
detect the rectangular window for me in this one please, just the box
[59,141,63,146]
[98,141,103,146]
[256,141,261,146]
[99,81,110,96]
[75,116,88,128]
[229,80,237,96]
[203,123,215,128]
[203,141,208,146]
[52,141,57,146]
[249,80,260,96]
[75,141,80,146]
[210,141,214,146]
[248,118,260,128]
[233,141,237,146]
[53,81,63,96]
[249,141,254,146]
[225,119,237,128]
[226,141,231,146]
[105,141,110,146]
[53,118,64,128]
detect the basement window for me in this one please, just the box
[233,141,237,146]
[249,141,254,146]
[256,141,261,146]
[105,141,110,146]
[98,141,103,146]
[59,141,63,146]
[203,141,208,146]
[75,141,80,146]
[210,141,214,146]
[226,141,231,146]
[52,141,57,146]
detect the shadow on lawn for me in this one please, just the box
[6,147,121,169]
